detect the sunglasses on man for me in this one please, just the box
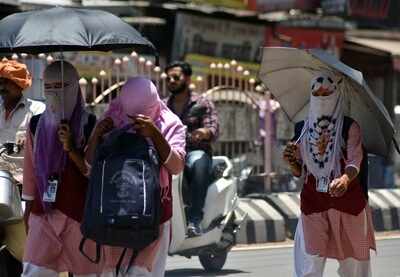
[166,75,184,83]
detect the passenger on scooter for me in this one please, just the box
[164,61,219,237]
[0,58,44,276]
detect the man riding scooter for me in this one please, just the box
[164,61,219,237]
[0,58,45,276]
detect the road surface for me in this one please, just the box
[166,237,400,277]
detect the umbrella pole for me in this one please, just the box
[61,54,65,121]
[264,91,272,192]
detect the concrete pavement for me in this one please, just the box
[166,237,400,277]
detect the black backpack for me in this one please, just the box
[79,127,161,272]
[294,116,368,199]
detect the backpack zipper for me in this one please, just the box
[100,160,106,214]
[142,160,146,215]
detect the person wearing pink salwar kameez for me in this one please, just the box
[85,76,186,277]
[22,65,186,277]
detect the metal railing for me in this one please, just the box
[8,52,272,182]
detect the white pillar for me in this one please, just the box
[99,70,106,94]
[130,51,139,76]
[217,63,223,86]
[230,60,237,87]
[263,89,272,192]
[160,72,167,97]
[210,63,216,89]
[154,66,161,90]
[146,60,153,79]
[91,77,98,101]
[122,56,130,81]
[114,58,122,85]
[79,78,88,103]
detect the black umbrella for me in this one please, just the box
[0,6,158,118]
[0,6,157,58]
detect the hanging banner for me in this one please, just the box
[265,26,345,57]
[0,0,19,5]
[185,53,260,76]
[191,0,247,9]
[348,0,390,19]
[322,0,391,19]
[191,0,318,11]
[321,0,347,14]
[247,0,319,12]
[171,12,266,63]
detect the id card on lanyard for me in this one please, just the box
[43,177,59,203]
[316,177,329,193]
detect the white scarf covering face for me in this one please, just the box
[44,61,80,124]
[299,73,344,191]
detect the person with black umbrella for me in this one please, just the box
[21,61,114,277]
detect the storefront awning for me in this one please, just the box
[0,0,19,5]
[346,36,400,71]
[19,0,79,8]
[346,36,400,57]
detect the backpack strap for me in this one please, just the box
[79,238,101,264]
[393,137,400,154]
[116,248,139,276]
[29,114,42,136]
[342,116,354,142]
[292,121,305,142]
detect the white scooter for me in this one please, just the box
[169,156,240,272]
[0,143,25,276]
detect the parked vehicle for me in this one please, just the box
[0,143,25,276]
[169,156,240,272]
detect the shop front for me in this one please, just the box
[342,32,400,187]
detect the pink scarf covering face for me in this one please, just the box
[103,77,185,202]
[105,77,161,127]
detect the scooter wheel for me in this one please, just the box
[199,251,227,272]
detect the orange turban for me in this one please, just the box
[0,58,32,90]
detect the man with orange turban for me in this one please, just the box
[0,58,45,180]
[0,58,45,276]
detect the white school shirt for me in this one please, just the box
[0,96,45,183]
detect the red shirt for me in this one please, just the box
[165,92,219,155]
[30,158,88,222]
[300,159,367,216]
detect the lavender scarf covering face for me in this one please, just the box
[34,61,86,211]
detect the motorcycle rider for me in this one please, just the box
[164,61,219,236]
[0,58,45,275]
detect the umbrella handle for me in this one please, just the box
[295,122,308,145]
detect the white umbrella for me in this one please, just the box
[259,47,397,157]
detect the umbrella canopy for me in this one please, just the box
[259,47,396,157]
[0,6,156,55]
